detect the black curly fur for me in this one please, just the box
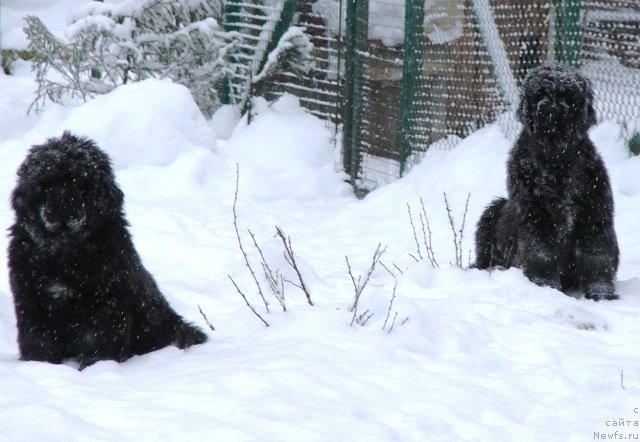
[8,132,208,368]
[474,65,619,301]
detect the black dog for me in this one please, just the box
[8,132,208,368]
[474,65,619,301]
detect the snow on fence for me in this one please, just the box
[223,0,640,192]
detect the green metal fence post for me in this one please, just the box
[399,0,424,176]
[342,0,356,179]
[221,0,242,105]
[558,0,582,67]
[342,0,367,184]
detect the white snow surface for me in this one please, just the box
[2,33,640,442]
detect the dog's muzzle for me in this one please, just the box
[40,185,87,233]
[534,96,569,134]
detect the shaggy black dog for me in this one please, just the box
[474,65,619,301]
[8,132,208,368]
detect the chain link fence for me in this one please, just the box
[223,0,640,192]
[222,0,344,123]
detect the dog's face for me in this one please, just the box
[12,132,124,247]
[516,65,597,140]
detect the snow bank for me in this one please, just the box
[58,79,216,169]
[219,94,351,202]
[24,79,216,170]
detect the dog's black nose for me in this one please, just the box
[536,95,554,113]
[534,95,571,133]
[534,96,558,131]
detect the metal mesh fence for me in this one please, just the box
[223,0,640,192]
[263,0,345,124]
[582,1,640,124]
[222,0,344,123]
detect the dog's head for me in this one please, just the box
[516,64,597,140]
[12,132,125,247]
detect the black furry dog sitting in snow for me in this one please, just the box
[8,132,207,368]
[474,64,619,301]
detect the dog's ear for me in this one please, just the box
[110,185,125,208]
[584,82,597,128]
[11,190,26,211]
[516,93,531,127]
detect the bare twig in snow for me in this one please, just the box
[275,226,313,306]
[387,314,409,334]
[355,309,375,326]
[419,197,439,267]
[248,228,286,312]
[232,164,269,312]
[197,305,216,331]
[346,243,386,326]
[387,311,399,334]
[380,261,397,278]
[443,192,471,268]
[407,203,424,261]
[407,199,439,267]
[228,275,270,327]
[382,280,398,331]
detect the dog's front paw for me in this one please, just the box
[585,282,618,301]
[528,274,561,291]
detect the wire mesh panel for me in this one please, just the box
[350,0,640,190]
[223,0,280,106]
[352,0,511,190]
[582,0,640,127]
[221,1,640,192]
[263,0,346,124]
[349,2,407,188]
[223,0,346,126]
[406,0,506,162]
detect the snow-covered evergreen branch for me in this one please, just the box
[252,26,312,83]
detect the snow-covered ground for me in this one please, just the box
[2,5,640,442]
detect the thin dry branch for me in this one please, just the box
[407,203,424,261]
[407,199,439,267]
[275,226,313,306]
[380,261,396,278]
[382,280,398,331]
[443,192,471,268]
[346,243,386,326]
[419,197,439,267]
[355,309,374,326]
[387,311,399,334]
[458,193,471,263]
[228,275,270,327]
[345,255,360,298]
[387,313,409,334]
[248,228,286,312]
[197,305,216,331]
[232,164,269,312]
